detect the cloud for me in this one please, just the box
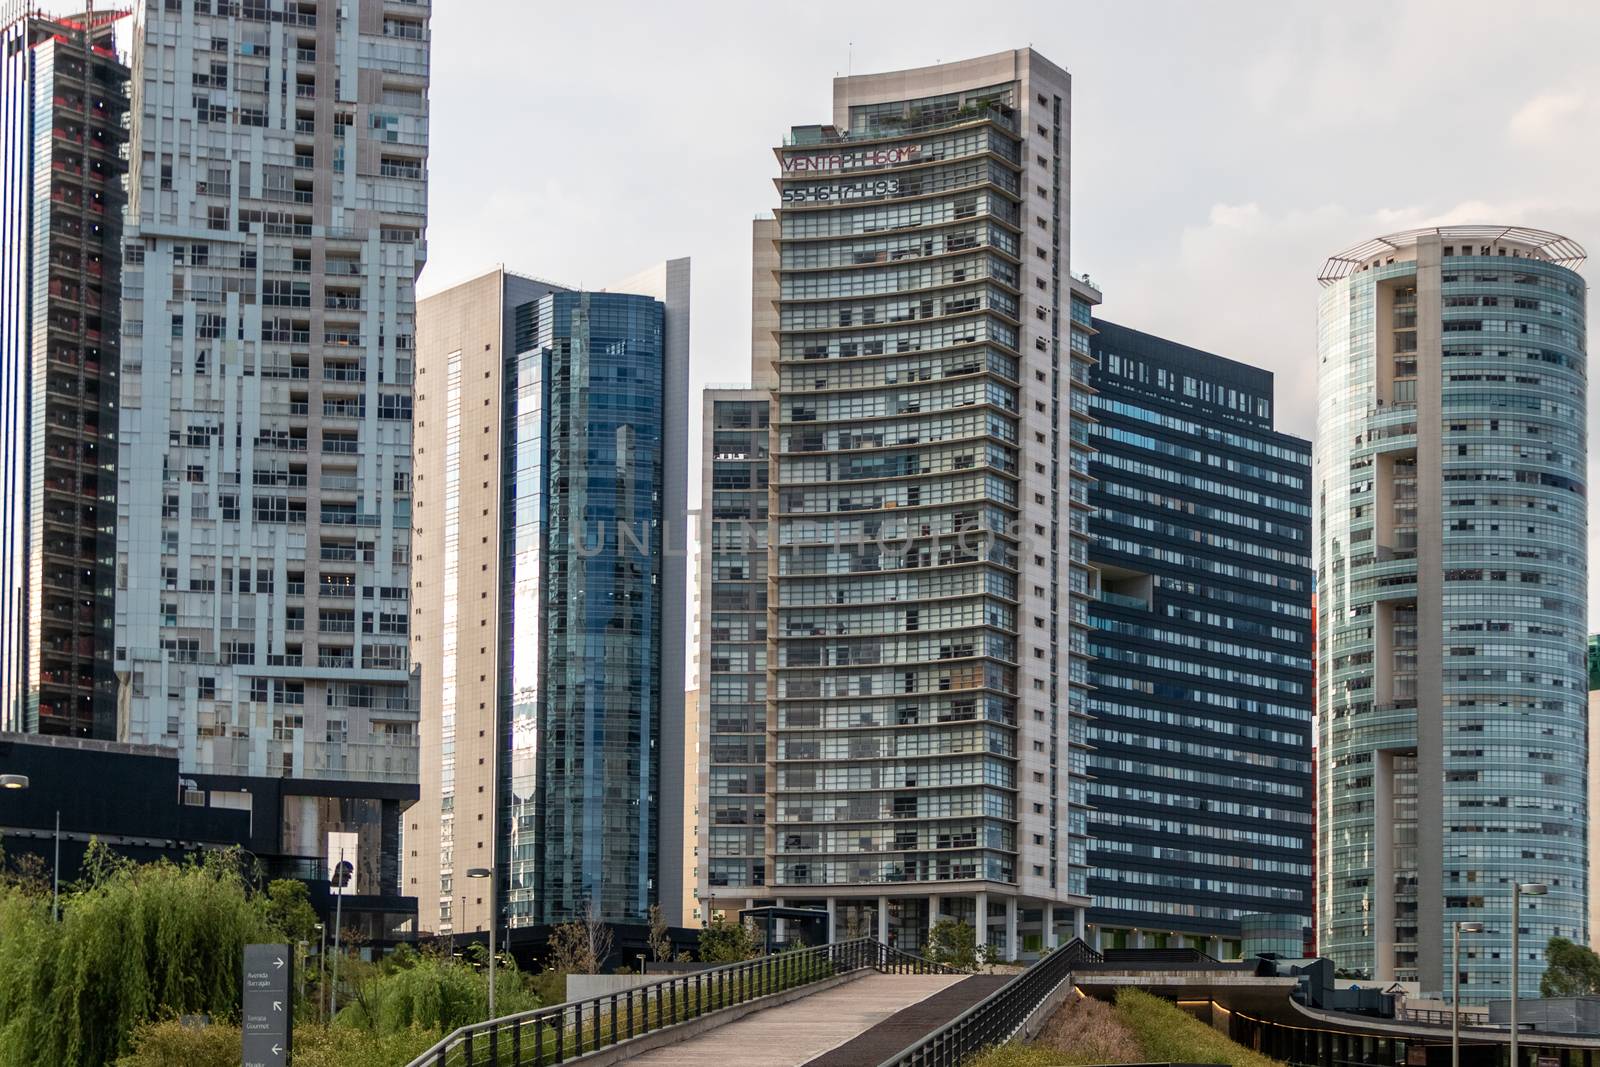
[1509,91,1589,144]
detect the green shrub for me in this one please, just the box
[925,919,979,972]
[698,915,759,963]
[116,1019,441,1067]
[337,948,540,1034]
[112,1018,239,1067]
[0,847,284,1067]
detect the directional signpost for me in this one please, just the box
[243,943,293,1067]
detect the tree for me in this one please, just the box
[1542,936,1600,997]
[924,919,978,972]
[698,914,759,963]
[0,846,281,1067]
[263,879,320,945]
[647,904,672,963]
[545,904,614,975]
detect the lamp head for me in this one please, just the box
[0,773,29,790]
[1458,922,1484,933]
[466,867,492,879]
[1517,882,1549,896]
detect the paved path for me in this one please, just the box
[802,974,1012,1066]
[622,972,967,1066]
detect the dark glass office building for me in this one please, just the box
[510,291,668,924]
[0,10,126,738]
[413,266,690,936]
[1085,319,1314,952]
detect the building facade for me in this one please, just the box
[114,0,429,781]
[1085,317,1314,955]
[1316,226,1588,1000]
[0,9,128,738]
[698,389,771,905]
[411,265,689,937]
[0,730,417,940]
[701,49,1094,958]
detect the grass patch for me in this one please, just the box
[965,986,1285,1067]
[1112,987,1284,1067]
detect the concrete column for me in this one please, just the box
[1412,235,1446,998]
[928,894,941,925]
[974,891,989,953]
[1374,749,1396,983]
[1005,896,1018,961]
[1044,903,1056,949]
[774,897,785,943]
[1091,925,1101,952]
[877,895,889,944]
[1074,908,1086,941]
[1208,936,1222,959]
[825,897,836,943]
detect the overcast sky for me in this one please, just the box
[412,1,1600,618]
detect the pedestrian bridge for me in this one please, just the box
[405,938,1090,1067]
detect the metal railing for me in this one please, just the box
[878,938,1102,1067]
[407,939,952,1067]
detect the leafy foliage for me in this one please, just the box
[697,914,760,963]
[263,879,321,947]
[647,903,673,963]
[115,1019,440,1067]
[336,943,540,1034]
[924,918,979,972]
[1543,936,1600,997]
[545,904,615,975]
[0,847,286,1067]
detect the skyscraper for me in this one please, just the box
[697,388,770,902]
[0,7,128,738]
[1085,315,1313,955]
[1316,226,1587,999]
[411,264,690,937]
[115,0,429,779]
[700,49,1094,957]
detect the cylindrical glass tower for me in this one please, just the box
[1315,226,1587,1001]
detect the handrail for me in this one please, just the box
[876,937,1099,1067]
[405,938,953,1067]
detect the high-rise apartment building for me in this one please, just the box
[1316,226,1588,999]
[698,388,771,902]
[115,0,429,779]
[412,264,689,937]
[0,8,128,738]
[1085,316,1313,955]
[700,49,1094,957]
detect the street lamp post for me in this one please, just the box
[467,867,495,1018]
[1452,920,1483,1067]
[330,850,352,1019]
[1510,882,1548,1067]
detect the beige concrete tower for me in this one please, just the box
[701,49,1092,957]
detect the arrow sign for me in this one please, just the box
[243,944,292,1067]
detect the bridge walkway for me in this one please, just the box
[619,971,976,1066]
